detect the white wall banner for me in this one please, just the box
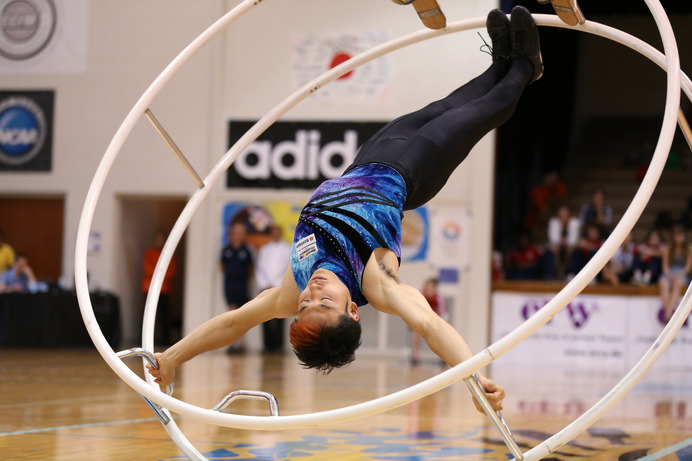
[0,0,88,74]
[626,296,692,370]
[491,291,692,371]
[291,30,390,102]
[492,292,628,367]
[428,206,471,270]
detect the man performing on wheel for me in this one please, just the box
[149,6,543,414]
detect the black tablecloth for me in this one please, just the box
[0,291,120,347]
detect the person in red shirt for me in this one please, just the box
[524,170,567,229]
[506,231,544,280]
[142,231,177,345]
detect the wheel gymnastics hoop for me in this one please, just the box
[75,1,691,460]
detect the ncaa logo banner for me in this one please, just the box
[226,120,385,189]
[0,90,53,171]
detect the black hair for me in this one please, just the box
[289,313,362,375]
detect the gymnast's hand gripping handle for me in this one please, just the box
[465,374,524,460]
[117,347,174,396]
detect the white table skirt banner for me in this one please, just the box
[491,291,692,370]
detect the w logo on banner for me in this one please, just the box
[521,298,600,329]
[657,306,690,327]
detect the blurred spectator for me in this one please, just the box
[635,141,655,182]
[506,231,545,280]
[411,278,448,365]
[220,222,254,354]
[141,231,177,346]
[579,188,612,237]
[681,149,692,171]
[601,232,637,286]
[0,254,36,293]
[679,194,692,231]
[632,229,664,285]
[567,223,604,279]
[546,205,581,279]
[524,170,567,229]
[491,250,505,281]
[653,210,675,232]
[255,224,291,353]
[658,226,692,321]
[0,229,15,273]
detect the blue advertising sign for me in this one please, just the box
[0,91,53,171]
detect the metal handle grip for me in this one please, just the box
[465,374,524,460]
[116,347,175,425]
[117,347,173,396]
[212,390,280,416]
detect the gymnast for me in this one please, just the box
[148,6,543,413]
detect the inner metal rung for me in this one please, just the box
[212,390,280,416]
[465,374,524,460]
[144,108,205,189]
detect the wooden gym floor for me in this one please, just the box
[1,348,692,460]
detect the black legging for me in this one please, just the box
[345,58,533,210]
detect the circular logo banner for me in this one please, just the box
[0,0,57,60]
[0,95,47,165]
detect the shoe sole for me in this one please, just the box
[538,0,585,26]
[412,0,446,30]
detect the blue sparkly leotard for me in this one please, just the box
[290,60,534,304]
[290,164,407,306]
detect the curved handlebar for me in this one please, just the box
[117,347,174,396]
[213,390,280,417]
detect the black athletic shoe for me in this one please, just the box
[486,9,511,62]
[510,5,544,82]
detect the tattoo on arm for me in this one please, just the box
[378,260,400,283]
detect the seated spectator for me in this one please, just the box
[491,250,505,281]
[0,229,15,273]
[524,170,567,229]
[545,205,581,279]
[566,223,604,279]
[506,231,545,280]
[632,229,664,285]
[579,188,613,238]
[658,226,692,321]
[601,232,637,286]
[679,194,692,231]
[0,254,37,293]
[653,210,675,232]
[635,141,655,183]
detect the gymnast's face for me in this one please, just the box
[296,269,359,326]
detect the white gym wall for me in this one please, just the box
[0,0,498,354]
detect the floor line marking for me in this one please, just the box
[636,436,692,460]
[0,393,131,410]
[0,416,164,437]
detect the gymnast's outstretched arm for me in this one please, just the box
[362,249,505,412]
[148,267,301,386]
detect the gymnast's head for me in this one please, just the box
[289,269,362,374]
